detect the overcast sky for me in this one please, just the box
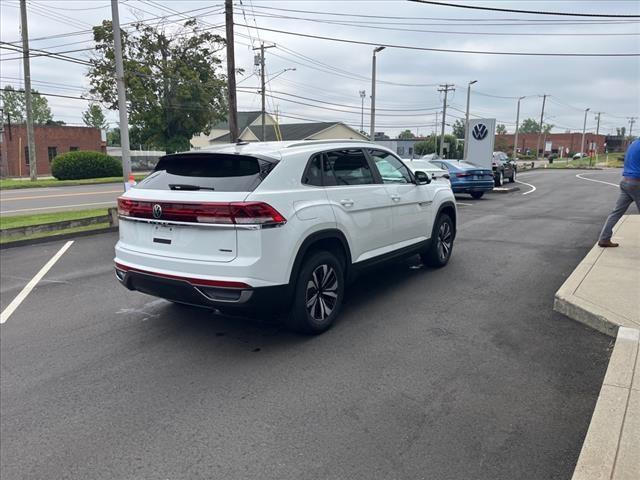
[1,0,639,138]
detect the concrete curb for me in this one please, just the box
[0,226,119,250]
[571,327,639,480]
[554,215,640,479]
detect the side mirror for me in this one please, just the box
[414,170,431,185]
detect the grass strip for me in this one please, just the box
[0,174,147,190]
[0,208,109,230]
[0,222,111,244]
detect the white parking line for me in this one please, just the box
[0,241,74,325]
[456,202,473,206]
[575,172,619,187]
[515,179,537,195]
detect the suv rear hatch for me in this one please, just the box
[117,152,282,263]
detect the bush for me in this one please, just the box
[51,151,122,180]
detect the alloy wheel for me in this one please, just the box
[305,264,339,321]
[437,221,453,262]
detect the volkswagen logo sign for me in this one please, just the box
[152,204,163,219]
[472,123,488,141]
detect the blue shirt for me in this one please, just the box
[623,139,640,179]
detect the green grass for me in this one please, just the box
[546,157,599,169]
[0,208,109,230]
[0,222,111,244]
[0,173,147,190]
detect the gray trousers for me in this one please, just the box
[598,180,640,241]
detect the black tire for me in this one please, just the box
[470,191,484,199]
[421,214,454,268]
[286,250,345,334]
[494,170,504,187]
[509,169,516,183]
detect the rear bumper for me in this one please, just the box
[115,263,292,314]
[451,181,494,193]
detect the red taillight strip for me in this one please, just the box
[115,262,251,289]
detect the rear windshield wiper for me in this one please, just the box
[169,184,215,191]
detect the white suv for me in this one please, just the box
[115,140,456,334]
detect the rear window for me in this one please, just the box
[137,153,275,192]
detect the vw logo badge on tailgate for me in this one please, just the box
[152,204,163,219]
[472,124,488,141]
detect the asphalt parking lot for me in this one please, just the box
[0,169,624,480]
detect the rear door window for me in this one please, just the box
[368,149,412,184]
[324,149,375,186]
[137,153,275,192]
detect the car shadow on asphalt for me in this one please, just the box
[128,254,438,353]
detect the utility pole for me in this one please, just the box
[370,46,385,142]
[111,0,132,191]
[463,80,477,160]
[253,43,275,141]
[359,90,366,133]
[438,84,455,158]
[19,0,37,180]
[535,94,547,159]
[594,112,602,165]
[580,107,590,157]
[629,117,637,145]
[225,0,239,142]
[513,96,525,160]
[434,111,439,137]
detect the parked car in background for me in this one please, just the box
[404,159,450,182]
[420,153,441,161]
[115,140,457,334]
[492,151,517,186]
[430,159,494,199]
[572,152,587,159]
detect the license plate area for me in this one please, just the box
[153,225,174,244]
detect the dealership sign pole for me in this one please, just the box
[466,119,496,170]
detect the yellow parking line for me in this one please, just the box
[1,190,122,202]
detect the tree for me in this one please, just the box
[414,134,459,158]
[89,19,227,153]
[519,118,540,134]
[107,128,120,146]
[542,123,554,134]
[1,85,54,124]
[82,103,108,129]
[496,124,507,135]
[398,129,415,139]
[452,119,465,139]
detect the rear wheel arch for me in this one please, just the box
[289,229,352,286]
[435,201,457,236]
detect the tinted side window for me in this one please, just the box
[302,154,323,186]
[369,149,412,184]
[325,149,374,186]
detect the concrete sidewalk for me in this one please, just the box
[554,215,639,479]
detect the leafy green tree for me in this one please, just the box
[107,127,120,146]
[414,134,458,158]
[398,129,415,139]
[82,103,108,129]
[415,137,437,156]
[452,119,465,139]
[1,85,54,124]
[89,19,227,153]
[496,124,507,135]
[519,118,540,134]
[542,123,554,134]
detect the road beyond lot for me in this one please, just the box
[0,183,123,216]
[1,169,626,479]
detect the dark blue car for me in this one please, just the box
[431,160,494,199]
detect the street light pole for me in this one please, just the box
[359,90,366,133]
[369,46,385,141]
[513,96,525,160]
[463,80,477,160]
[580,107,590,157]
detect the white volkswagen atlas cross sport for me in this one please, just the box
[115,140,457,334]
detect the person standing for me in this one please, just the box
[598,138,640,247]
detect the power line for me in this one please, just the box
[408,1,640,18]
[246,4,640,24]
[233,23,640,57]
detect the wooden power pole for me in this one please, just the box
[225,0,239,142]
[19,0,37,180]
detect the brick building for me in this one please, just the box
[0,124,105,177]
[494,132,608,156]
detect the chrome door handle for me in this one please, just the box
[391,195,401,202]
[339,199,354,207]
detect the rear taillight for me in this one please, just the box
[117,198,286,226]
[455,172,471,178]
